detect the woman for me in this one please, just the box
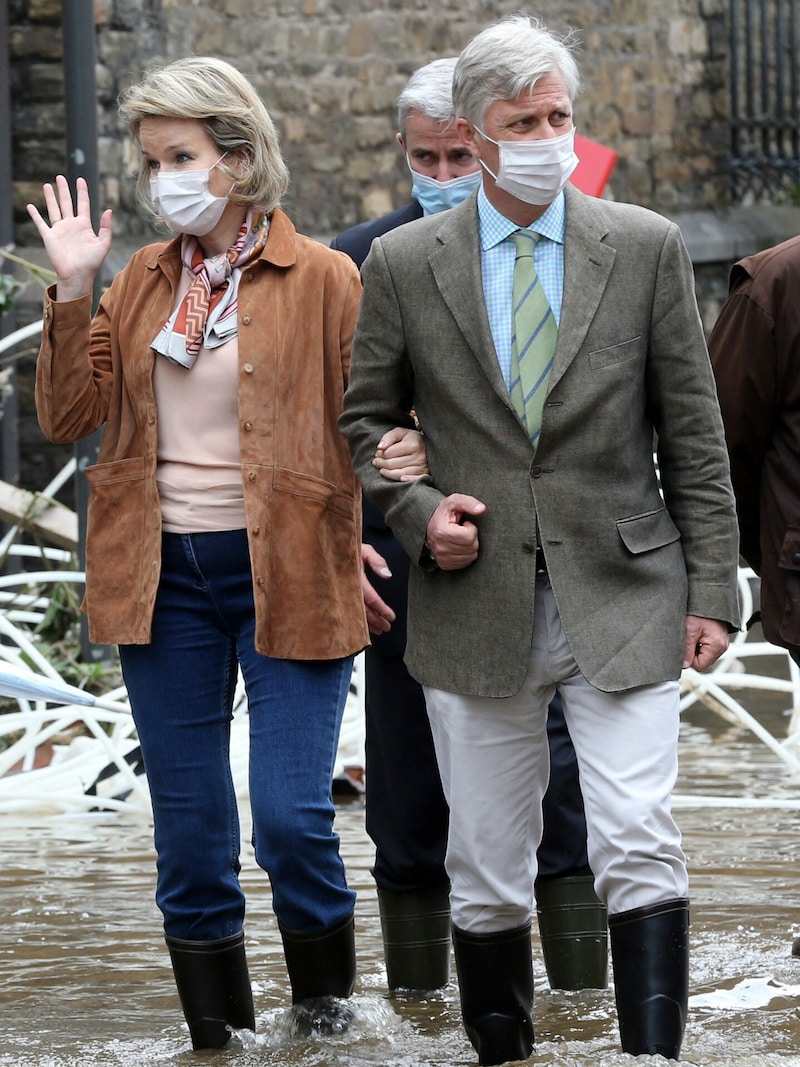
[28,56,380,1049]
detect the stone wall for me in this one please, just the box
[10,0,733,246]
[4,0,796,498]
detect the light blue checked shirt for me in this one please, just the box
[477,185,566,389]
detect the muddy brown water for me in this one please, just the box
[2,697,800,1066]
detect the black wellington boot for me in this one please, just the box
[377,885,452,991]
[535,874,608,990]
[165,930,255,1050]
[279,911,356,1036]
[452,922,535,1066]
[609,898,690,1059]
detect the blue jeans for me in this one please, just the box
[119,529,356,941]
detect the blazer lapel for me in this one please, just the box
[549,186,617,390]
[427,197,513,406]
[425,189,618,405]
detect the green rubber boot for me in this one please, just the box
[535,874,609,990]
[377,886,452,990]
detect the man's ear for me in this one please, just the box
[456,117,478,153]
[396,132,406,153]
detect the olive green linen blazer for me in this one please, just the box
[340,185,740,697]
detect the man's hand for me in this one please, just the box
[361,543,396,635]
[425,494,487,571]
[683,615,730,671]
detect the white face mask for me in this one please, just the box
[476,127,578,206]
[150,155,230,236]
[408,164,482,215]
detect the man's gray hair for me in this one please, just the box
[453,15,580,129]
[397,57,458,138]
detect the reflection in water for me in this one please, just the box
[1,703,800,1066]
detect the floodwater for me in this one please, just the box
[2,699,800,1067]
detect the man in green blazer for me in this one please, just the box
[340,14,740,1066]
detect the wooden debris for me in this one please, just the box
[0,480,78,551]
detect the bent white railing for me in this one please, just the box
[1,557,798,817]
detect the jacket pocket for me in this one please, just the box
[589,336,643,370]
[81,456,154,642]
[778,526,800,570]
[84,455,147,487]
[273,467,354,519]
[616,507,681,554]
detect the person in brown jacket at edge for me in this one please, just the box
[710,237,800,661]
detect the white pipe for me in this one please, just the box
[0,318,42,355]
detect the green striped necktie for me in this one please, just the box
[509,229,557,449]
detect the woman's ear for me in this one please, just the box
[223,148,251,192]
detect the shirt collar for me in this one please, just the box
[477,184,566,250]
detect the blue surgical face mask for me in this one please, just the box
[409,163,482,215]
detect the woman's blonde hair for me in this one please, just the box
[118,56,290,222]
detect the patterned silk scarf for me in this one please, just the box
[151,210,270,369]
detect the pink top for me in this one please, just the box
[154,271,246,533]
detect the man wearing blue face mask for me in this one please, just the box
[333,59,480,260]
[333,57,607,1000]
[341,17,739,1065]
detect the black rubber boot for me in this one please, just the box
[279,911,356,1036]
[452,921,535,1066]
[535,874,608,990]
[165,930,255,1050]
[377,885,451,991]
[609,898,690,1059]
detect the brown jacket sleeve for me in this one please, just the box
[708,266,775,574]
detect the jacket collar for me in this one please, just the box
[426,185,618,402]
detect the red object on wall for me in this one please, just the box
[570,134,618,197]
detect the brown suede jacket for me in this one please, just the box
[36,207,369,660]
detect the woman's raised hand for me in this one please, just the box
[26,175,113,302]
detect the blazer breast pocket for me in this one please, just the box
[589,336,643,371]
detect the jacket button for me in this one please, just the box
[256,576,265,587]
[243,362,254,373]
[242,314,251,325]
[252,526,260,535]
[531,465,542,478]
[522,541,535,553]
[243,420,253,431]
[247,471,256,481]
